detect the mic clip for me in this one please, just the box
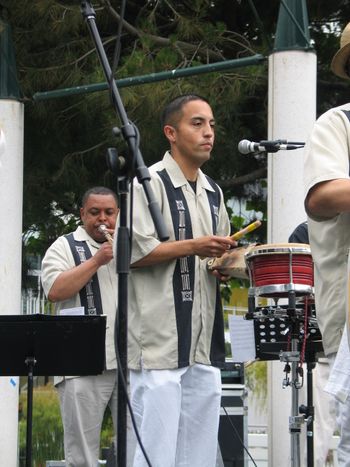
[259,140,287,153]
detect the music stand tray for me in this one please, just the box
[0,314,106,467]
[0,314,106,376]
[252,316,323,362]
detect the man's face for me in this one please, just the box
[165,99,215,167]
[80,194,118,243]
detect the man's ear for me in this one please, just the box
[164,125,176,143]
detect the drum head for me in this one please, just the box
[245,243,311,260]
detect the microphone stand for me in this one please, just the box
[80,3,169,467]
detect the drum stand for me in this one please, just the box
[278,291,317,467]
[245,244,322,467]
[300,360,316,467]
[278,291,305,467]
[247,291,320,467]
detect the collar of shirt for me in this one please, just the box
[163,151,215,194]
[73,225,101,250]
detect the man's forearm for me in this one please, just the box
[48,257,100,302]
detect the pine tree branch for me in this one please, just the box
[102,0,225,62]
[217,166,267,189]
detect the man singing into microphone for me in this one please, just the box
[128,94,234,467]
[41,186,135,467]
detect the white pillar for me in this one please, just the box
[0,99,24,466]
[267,49,316,466]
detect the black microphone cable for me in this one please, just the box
[221,404,258,467]
[103,2,153,464]
[114,326,153,467]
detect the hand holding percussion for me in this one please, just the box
[207,243,257,279]
[206,220,262,278]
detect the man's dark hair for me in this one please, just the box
[81,186,118,207]
[161,94,210,129]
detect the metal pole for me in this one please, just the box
[33,55,266,101]
[290,340,301,467]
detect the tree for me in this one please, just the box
[2,0,350,258]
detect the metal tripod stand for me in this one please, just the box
[279,291,317,467]
[247,290,321,467]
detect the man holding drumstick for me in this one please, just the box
[128,94,235,467]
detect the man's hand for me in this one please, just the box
[210,270,231,282]
[92,241,114,267]
[193,235,237,258]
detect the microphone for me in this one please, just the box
[238,139,305,154]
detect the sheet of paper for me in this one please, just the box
[59,306,85,316]
[229,315,256,362]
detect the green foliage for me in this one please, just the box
[231,215,245,230]
[100,407,114,449]
[18,382,116,466]
[221,277,250,304]
[245,361,267,411]
[1,0,350,262]
[19,383,64,466]
[8,1,269,251]
[221,282,232,304]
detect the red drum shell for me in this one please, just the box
[245,243,314,298]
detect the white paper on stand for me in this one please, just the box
[229,315,256,362]
[59,306,85,316]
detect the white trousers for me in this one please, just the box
[130,363,222,467]
[57,370,136,467]
[313,361,336,466]
[326,335,350,467]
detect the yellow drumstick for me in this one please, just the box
[230,220,262,241]
[200,220,262,260]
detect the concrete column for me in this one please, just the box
[267,49,316,466]
[0,99,24,466]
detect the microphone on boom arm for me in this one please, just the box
[238,139,305,155]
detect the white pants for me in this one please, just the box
[130,363,222,467]
[313,361,336,466]
[57,370,136,467]
[326,333,350,467]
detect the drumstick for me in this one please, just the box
[200,220,262,261]
[230,220,262,241]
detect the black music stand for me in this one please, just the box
[0,314,106,467]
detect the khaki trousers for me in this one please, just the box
[57,370,136,467]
